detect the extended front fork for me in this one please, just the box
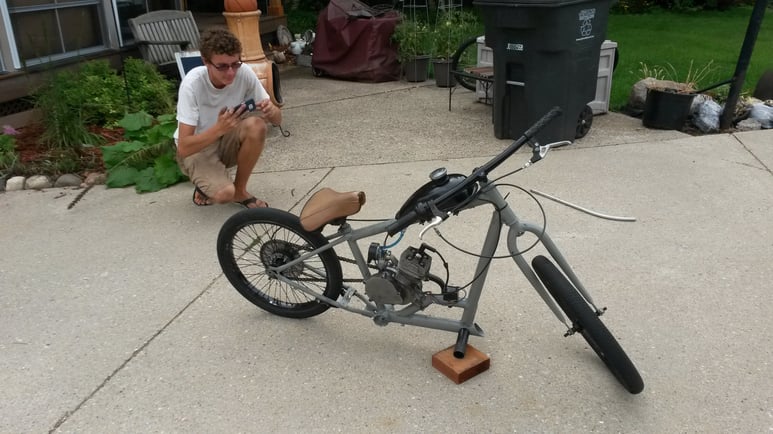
[452,187,603,357]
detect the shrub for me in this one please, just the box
[431,10,481,59]
[392,18,432,63]
[33,59,176,153]
[122,58,175,117]
[0,126,19,175]
[34,67,104,151]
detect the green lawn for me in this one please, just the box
[606,7,773,110]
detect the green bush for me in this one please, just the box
[122,58,175,116]
[431,10,481,59]
[0,128,19,175]
[33,58,176,153]
[392,18,432,63]
[34,68,104,151]
[287,9,319,35]
[77,60,127,125]
[612,0,750,13]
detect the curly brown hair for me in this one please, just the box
[199,28,242,61]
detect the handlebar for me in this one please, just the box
[386,107,563,236]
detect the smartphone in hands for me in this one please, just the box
[234,98,256,112]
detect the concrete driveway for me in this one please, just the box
[1,66,772,432]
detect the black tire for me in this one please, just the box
[217,208,343,318]
[575,104,594,139]
[450,36,480,92]
[532,255,644,394]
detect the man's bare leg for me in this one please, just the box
[209,116,267,206]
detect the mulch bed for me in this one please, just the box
[11,123,125,177]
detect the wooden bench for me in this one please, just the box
[129,10,200,78]
[449,66,494,110]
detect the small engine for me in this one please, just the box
[365,244,432,306]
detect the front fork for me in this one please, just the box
[465,187,603,336]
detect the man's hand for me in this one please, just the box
[257,98,281,126]
[216,105,246,133]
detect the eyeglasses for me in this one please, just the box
[209,61,243,72]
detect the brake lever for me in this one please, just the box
[527,140,572,166]
[419,202,450,239]
[419,215,444,239]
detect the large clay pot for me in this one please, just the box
[224,0,257,13]
[223,10,265,62]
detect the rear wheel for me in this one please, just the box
[575,104,594,139]
[217,208,343,318]
[532,255,644,394]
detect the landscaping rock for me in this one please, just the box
[25,175,52,190]
[6,176,26,191]
[628,78,656,111]
[736,118,762,131]
[55,173,83,188]
[83,172,107,186]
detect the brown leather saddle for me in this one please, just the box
[300,188,366,232]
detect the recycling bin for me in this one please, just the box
[474,0,612,144]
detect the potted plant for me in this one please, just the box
[431,10,479,87]
[640,61,715,130]
[392,18,431,82]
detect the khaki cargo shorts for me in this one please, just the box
[176,119,250,197]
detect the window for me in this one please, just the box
[114,0,146,46]
[7,0,105,66]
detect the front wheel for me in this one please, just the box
[532,255,644,394]
[217,208,343,318]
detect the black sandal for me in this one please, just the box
[192,186,212,206]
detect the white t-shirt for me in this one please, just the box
[174,65,270,141]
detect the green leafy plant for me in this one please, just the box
[34,67,104,151]
[122,58,175,116]
[0,125,19,175]
[33,58,176,156]
[392,18,432,63]
[77,60,128,125]
[102,111,187,193]
[431,10,481,60]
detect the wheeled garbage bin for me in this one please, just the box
[473,0,612,144]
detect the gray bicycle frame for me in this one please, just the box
[269,179,600,336]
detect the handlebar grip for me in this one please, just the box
[387,209,419,236]
[522,106,563,140]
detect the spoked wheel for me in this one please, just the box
[532,255,644,394]
[575,105,594,139]
[217,208,343,318]
[450,36,481,91]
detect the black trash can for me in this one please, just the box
[474,0,612,144]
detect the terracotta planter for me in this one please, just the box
[223,10,265,62]
[224,0,257,13]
